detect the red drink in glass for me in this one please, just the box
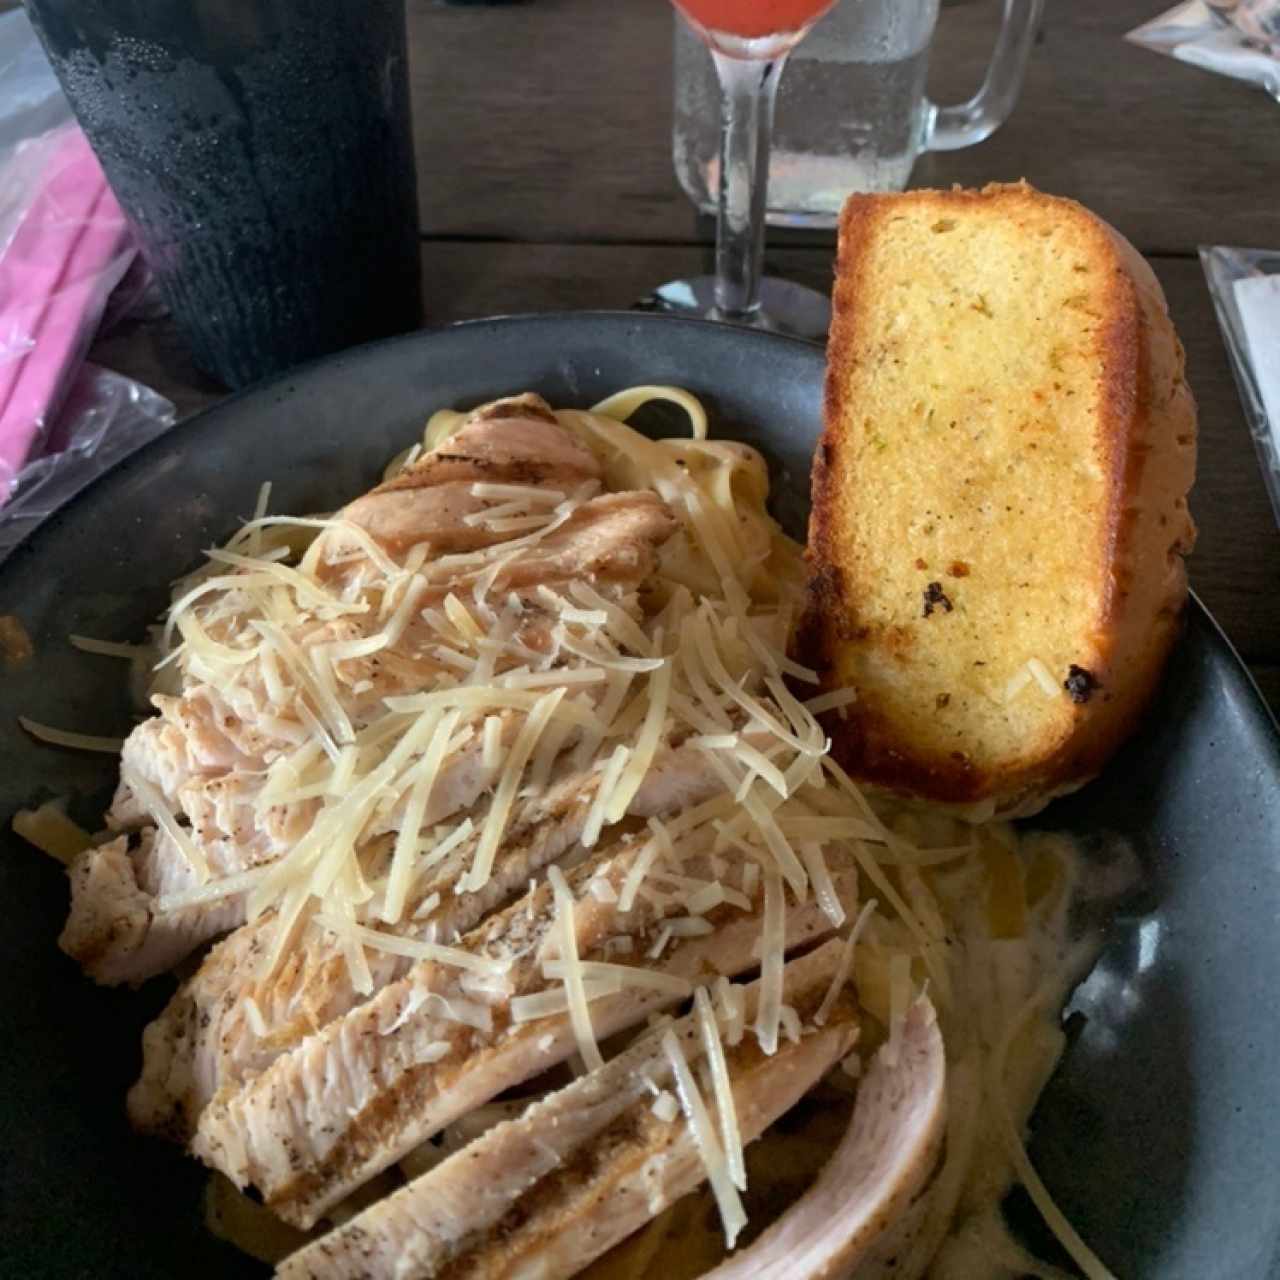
[674,0,834,40]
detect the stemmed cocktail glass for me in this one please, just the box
[647,0,838,339]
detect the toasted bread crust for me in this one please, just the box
[796,183,1196,815]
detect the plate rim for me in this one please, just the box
[0,311,829,573]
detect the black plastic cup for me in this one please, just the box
[24,0,423,389]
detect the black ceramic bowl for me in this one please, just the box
[1,314,1277,1278]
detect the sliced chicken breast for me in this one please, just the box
[72,426,673,988]
[129,744,730,1140]
[193,839,855,1229]
[704,997,946,1280]
[275,939,859,1280]
[329,395,600,561]
[59,830,253,986]
[377,397,596,494]
[62,720,508,986]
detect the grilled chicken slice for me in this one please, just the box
[108,691,265,827]
[276,940,860,1280]
[340,489,678,612]
[375,395,595,494]
[854,1192,936,1280]
[703,997,946,1280]
[67,494,675,984]
[58,830,252,986]
[194,838,855,1229]
[60,720,513,987]
[466,492,676,594]
[58,833,236,986]
[338,420,595,561]
[128,744,730,1140]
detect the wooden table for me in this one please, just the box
[88,0,1280,710]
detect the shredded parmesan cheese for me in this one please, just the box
[754,870,785,1055]
[542,959,692,997]
[588,877,618,904]
[11,802,93,864]
[313,915,507,976]
[1027,657,1061,698]
[462,691,564,892]
[886,952,913,1067]
[603,652,672,823]
[802,687,858,715]
[815,899,877,1027]
[19,717,123,754]
[799,842,845,928]
[581,743,631,849]
[156,864,272,914]
[694,986,746,1191]
[417,817,475,876]
[650,1090,679,1123]
[647,925,674,960]
[546,864,604,1071]
[383,710,460,924]
[69,634,151,660]
[778,1004,802,1044]
[243,996,269,1038]
[684,881,750,915]
[509,978,621,1023]
[411,891,442,921]
[714,975,746,1047]
[666,916,714,937]
[471,482,565,506]
[123,769,210,882]
[661,1028,748,1248]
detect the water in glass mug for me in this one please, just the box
[673,0,1041,228]
[675,0,936,225]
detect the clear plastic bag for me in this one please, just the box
[0,363,175,563]
[0,8,177,555]
[0,7,71,166]
[0,122,137,493]
[1201,245,1280,529]
[1127,2,1280,100]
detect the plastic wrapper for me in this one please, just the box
[0,120,137,496]
[0,8,176,558]
[1127,1,1280,100]
[0,7,150,500]
[1201,245,1280,529]
[0,7,71,162]
[0,362,176,564]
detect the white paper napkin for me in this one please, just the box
[1128,1,1280,100]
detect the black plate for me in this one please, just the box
[1,313,1277,1279]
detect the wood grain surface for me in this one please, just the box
[405,0,1280,252]
[84,0,1279,709]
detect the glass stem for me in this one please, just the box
[711,49,785,322]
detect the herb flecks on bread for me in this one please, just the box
[796,182,1197,817]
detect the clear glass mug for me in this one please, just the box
[673,0,1044,228]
